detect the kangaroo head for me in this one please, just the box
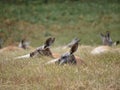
[56,53,76,65]
[100,31,113,46]
[56,39,79,65]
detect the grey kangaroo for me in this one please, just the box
[100,31,119,46]
[55,38,80,65]
[18,39,30,49]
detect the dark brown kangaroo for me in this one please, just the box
[30,37,55,58]
[15,37,55,59]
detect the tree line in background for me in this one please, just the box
[0,0,119,4]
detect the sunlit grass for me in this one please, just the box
[0,46,120,90]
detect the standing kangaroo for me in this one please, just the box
[15,37,55,59]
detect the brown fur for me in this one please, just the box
[30,47,53,57]
[0,46,24,53]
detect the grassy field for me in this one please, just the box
[0,1,120,46]
[0,46,120,90]
[0,1,120,90]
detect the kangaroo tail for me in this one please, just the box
[45,58,59,65]
[15,54,30,60]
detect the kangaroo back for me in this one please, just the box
[91,46,111,55]
[0,46,24,53]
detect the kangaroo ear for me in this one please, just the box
[106,31,110,38]
[68,38,80,47]
[44,37,55,48]
[70,42,79,54]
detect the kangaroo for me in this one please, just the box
[100,31,113,46]
[46,38,86,65]
[15,37,55,59]
[91,31,119,55]
[0,46,24,53]
[100,31,119,46]
[0,39,31,53]
[56,40,79,65]
[18,38,33,49]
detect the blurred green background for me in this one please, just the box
[0,0,120,47]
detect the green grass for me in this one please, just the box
[0,46,120,90]
[0,1,120,46]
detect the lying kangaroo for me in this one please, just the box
[100,31,119,46]
[91,31,119,55]
[0,39,31,53]
[56,40,79,65]
[100,31,112,46]
[15,37,55,59]
[18,39,30,49]
[46,38,82,65]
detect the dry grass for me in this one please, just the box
[0,45,120,90]
[0,1,120,90]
